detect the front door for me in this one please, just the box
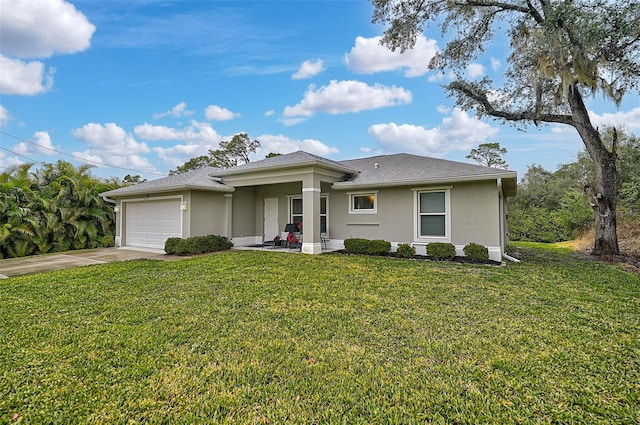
[263,198,279,241]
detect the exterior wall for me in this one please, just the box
[231,187,257,240]
[329,187,414,242]
[189,191,229,237]
[450,180,500,247]
[328,180,502,260]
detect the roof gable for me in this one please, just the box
[211,150,357,176]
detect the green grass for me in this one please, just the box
[1,248,639,423]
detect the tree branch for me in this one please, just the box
[453,0,531,15]
[449,81,574,126]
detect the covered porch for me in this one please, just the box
[215,155,356,255]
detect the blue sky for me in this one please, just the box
[1,0,638,181]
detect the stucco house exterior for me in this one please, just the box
[101,151,517,261]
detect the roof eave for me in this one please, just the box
[211,160,358,177]
[332,172,517,190]
[101,183,234,198]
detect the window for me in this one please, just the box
[415,189,450,240]
[289,195,329,234]
[349,192,377,214]
[320,196,328,234]
[291,197,303,227]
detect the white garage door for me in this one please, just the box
[125,199,182,249]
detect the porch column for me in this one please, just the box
[302,176,322,254]
[224,194,233,239]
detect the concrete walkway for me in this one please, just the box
[0,247,178,279]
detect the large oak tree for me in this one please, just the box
[372,0,640,255]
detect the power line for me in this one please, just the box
[0,130,167,177]
[0,145,45,165]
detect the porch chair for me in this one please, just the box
[285,223,302,251]
[262,233,283,249]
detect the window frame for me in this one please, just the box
[287,194,330,236]
[413,187,451,242]
[348,191,378,214]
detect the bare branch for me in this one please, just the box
[449,81,574,125]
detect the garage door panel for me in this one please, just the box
[125,200,182,248]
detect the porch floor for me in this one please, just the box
[234,244,340,254]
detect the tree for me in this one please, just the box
[0,161,118,258]
[122,174,147,185]
[372,0,640,255]
[170,133,261,175]
[466,142,508,168]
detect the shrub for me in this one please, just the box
[396,243,416,258]
[344,238,370,254]
[463,243,489,262]
[166,235,233,256]
[427,242,456,260]
[367,239,391,255]
[100,235,115,248]
[165,237,182,255]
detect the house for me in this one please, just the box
[101,151,517,261]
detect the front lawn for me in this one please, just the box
[1,248,638,423]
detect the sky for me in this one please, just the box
[1,0,638,181]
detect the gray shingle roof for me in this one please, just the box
[211,150,357,176]
[334,153,516,188]
[101,151,516,198]
[101,166,230,197]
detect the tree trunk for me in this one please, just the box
[567,86,620,255]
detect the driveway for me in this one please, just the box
[0,247,180,279]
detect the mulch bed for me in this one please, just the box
[329,250,502,266]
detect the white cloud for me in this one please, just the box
[0,151,23,168]
[345,35,438,77]
[72,149,159,173]
[72,123,151,155]
[152,102,194,119]
[204,105,240,121]
[292,59,325,80]
[0,0,94,96]
[0,55,54,95]
[135,120,223,167]
[490,57,501,71]
[0,105,10,126]
[71,122,158,172]
[436,105,450,114]
[466,63,486,78]
[0,0,95,58]
[284,80,411,118]
[551,107,640,134]
[134,120,222,144]
[255,134,339,157]
[264,110,275,117]
[153,143,217,167]
[368,108,499,155]
[589,107,640,133]
[33,131,56,155]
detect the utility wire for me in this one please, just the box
[0,145,45,165]
[0,130,167,177]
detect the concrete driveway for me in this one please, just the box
[0,247,179,279]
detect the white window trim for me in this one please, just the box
[413,188,451,242]
[287,194,330,236]
[287,195,303,227]
[348,191,378,215]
